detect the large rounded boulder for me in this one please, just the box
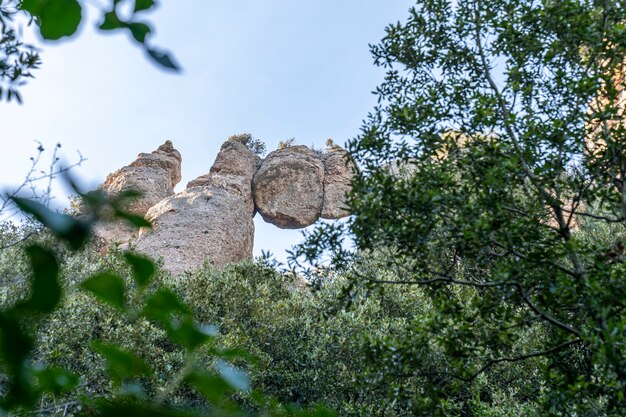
[252,146,325,229]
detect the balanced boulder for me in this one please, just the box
[252,146,325,229]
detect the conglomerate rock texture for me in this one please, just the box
[136,186,255,275]
[321,146,355,219]
[96,138,354,274]
[103,140,182,215]
[135,142,260,275]
[93,140,182,244]
[252,146,325,229]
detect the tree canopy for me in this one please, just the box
[293,0,626,414]
[0,0,178,103]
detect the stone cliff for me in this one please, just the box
[95,137,355,274]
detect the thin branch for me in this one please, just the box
[561,207,624,223]
[458,338,583,382]
[363,267,581,337]
[474,1,586,279]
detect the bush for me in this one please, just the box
[227,133,266,156]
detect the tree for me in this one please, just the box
[293,0,626,414]
[0,0,178,103]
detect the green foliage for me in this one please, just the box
[228,133,267,156]
[0,187,333,416]
[0,1,40,103]
[0,0,178,103]
[293,0,626,414]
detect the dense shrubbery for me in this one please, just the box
[6,221,617,415]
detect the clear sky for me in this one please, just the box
[0,1,411,263]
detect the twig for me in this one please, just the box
[458,338,583,382]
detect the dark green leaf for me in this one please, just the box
[146,48,180,71]
[0,313,36,407]
[134,0,155,13]
[186,371,231,403]
[115,210,152,229]
[142,290,212,350]
[33,366,78,394]
[166,317,213,351]
[124,252,156,287]
[38,0,82,40]
[96,401,195,417]
[128,22,151,43]
[142,288,190,323]
[80,272,126,309]
[20,245,61,313]
[20,0,46,15]
[12,197,90,249]
[92,342,152,385]
[0,313,33,372]
[99,10,124,31]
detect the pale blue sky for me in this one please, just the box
[0,1,411,262]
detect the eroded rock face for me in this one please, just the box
[94,140,182,244]
[321,147,355,219]
[135,187,255,275]
[95,138,356,275]
[136,142,258,274]
[252,146,325,229]
[186,141,261,211]
[102,140,182,216]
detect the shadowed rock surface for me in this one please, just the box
[321,147,355,219]
[252,146,325,229]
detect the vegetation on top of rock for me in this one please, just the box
[227,133,267,156]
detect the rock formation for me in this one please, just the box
[252,146,325,229]
[102,140,182,214]
[96,138,354,274]
[135,141,260,275]
[94,140,182,244]
[321,146,355,219]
